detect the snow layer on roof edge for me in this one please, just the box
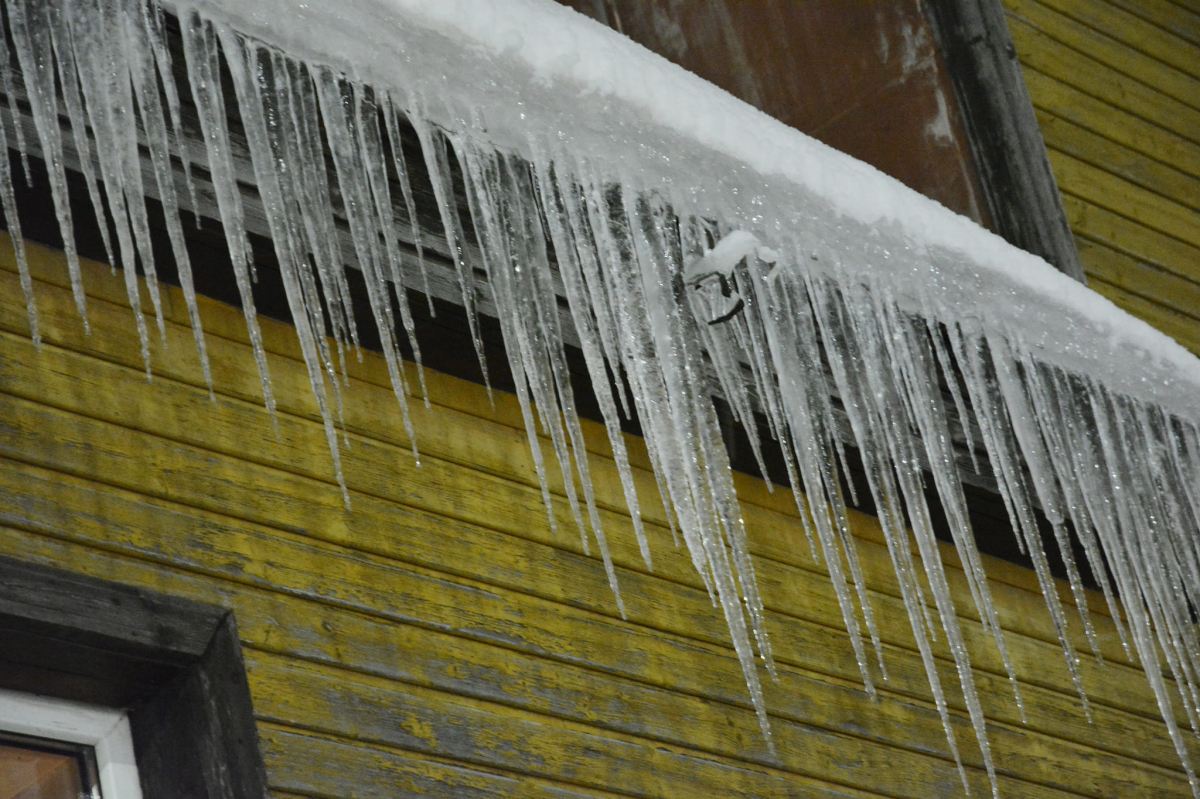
[178,0,1200,418]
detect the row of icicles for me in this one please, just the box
[3,0,1200,795]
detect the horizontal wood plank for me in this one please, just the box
[1013,0,1200,79]
[1006,0,1200,106]
[1022,66,1200,180]
[1075,236,1200,332]
[1046,149,1200,250]
[1007,15,1200,146]
[1087,277,1200,353]
[1035,109,1200,215]
[259,725,623,799]
[1097,0,1200,48]
[1061,194,1200,280]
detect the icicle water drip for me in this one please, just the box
[13,1,1200,794]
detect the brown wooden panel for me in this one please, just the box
[556,0,990,226]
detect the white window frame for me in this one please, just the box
[0,688,143,799]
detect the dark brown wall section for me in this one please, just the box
[559,0,993,227]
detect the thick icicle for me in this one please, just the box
[218,28,350,500]
[180,8,279,423]
[410,100,491,394]
[0,3,32,344]
[7,0,88,331]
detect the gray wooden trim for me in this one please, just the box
[0,556,269,799]
[924,0,1087,283]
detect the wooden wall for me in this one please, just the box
[1001,0,1200,352]
[0,237,1193,796]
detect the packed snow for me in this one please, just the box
[4,0,1200,796]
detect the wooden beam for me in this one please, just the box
[925,0,1088,283]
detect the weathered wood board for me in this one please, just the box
[1003,0,1200,355]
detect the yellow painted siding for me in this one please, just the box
[0,238,1191,796]
[1002,0,1200,353]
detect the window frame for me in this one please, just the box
[0,555,269,799]
[0,688,142,798]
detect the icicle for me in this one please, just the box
[0,1,30,182]
[180,9,279,423]
[141,0,199,217]
[382,91,436,322]
[265,54,349,440]
[218,28,349,500]
[986,332,1090,717]
[354,81,429,414]
[7,0,87,331]
[409,97,491,395]
[0,2,33,344]
[0,128,33,344]
[124,1,213,391]
[62,0,151,371]
[46,2,114,270]
[530,141,653,571]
